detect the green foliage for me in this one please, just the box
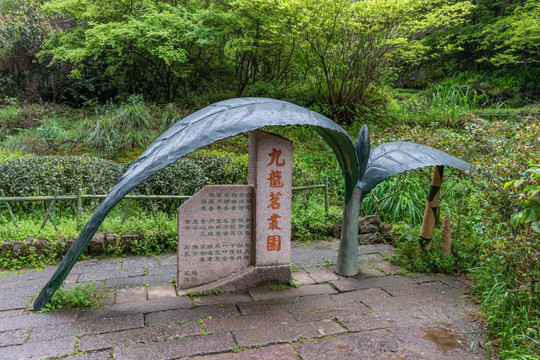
[37,282,100,312]
[0,0,51,99]
[505,160,540,233]
[362,174,425,226]
[481,0,540,66]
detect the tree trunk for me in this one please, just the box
[336,186,362,276]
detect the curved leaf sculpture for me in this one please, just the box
[34,98,473,310]
[336,125,473,275]
[34,98,357,310]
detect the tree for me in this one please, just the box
[482,0,540,66]
[39,0,211,102]
[0,0,51,99]
[269,0,474,124]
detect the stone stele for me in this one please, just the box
[177,185,253,289]
[248,130,293,267]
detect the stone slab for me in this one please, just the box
[78,322,202,352]
[192,344,297,360]
[191,292,253,307]
[145,304,239,326]
[305,267,339,283]
[0,309,78,332]
[292,269,316,285]
[178,185,253,289]
[233,319,344,347]
[147,283,177,300]
[294,329,399,359]
[0,328,31,347]
[332,274,417,292]
[115,286,147,304]
[113,332,236,360]
[0,336,76,359]
[249,131,293,267]
[248,283,337,301]
[77,297,192,321]
[64,350,112,360]
[29,313,144,342]
[203,310,298,333]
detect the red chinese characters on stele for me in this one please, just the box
[266,147,285,252]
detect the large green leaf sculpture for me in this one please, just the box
[33,98,472,310]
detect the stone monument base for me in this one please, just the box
[177,265,291,296]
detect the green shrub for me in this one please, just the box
[38,282,100,313]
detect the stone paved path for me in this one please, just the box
[0,240,490,359]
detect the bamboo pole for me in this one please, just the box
[418,166,444,250]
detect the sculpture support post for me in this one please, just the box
[336,186,362,276]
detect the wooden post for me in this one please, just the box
[418,166,444,250]
[0,189,19,231]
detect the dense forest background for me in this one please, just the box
[1,0,538,115]
[0,1,539,358]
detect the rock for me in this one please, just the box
[66,237,75,249]
[119,233,139,246]
[331,224,342,238]
[34,239,50,255]
[1,241,13,257]
[23,237,35,256]
[11,241,24,258]
[104,231,116,247]
[358,215,381,234]
[88,232,105,255]
[358,233,380,245]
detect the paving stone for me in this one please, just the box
[248,284,337,301]
[358,263,385,277]
[294,329,400,359]
[233,319,344,347]
[305,267,339,283]
[78,322,202,352]
[145,265,176,278]
[0,280,44,299]
[382,281,465,298]
[0,309,23,318]
[291,269,316,285]
[331,287,391,305]
[290,246,338,267]
[157,255,177,266]
[0,328,31,347]
[238,294,329,315]
[146,304,239,326]
[193,344,298,360]
[375,261,402,275]
[63,349,112,359]
[105,274,168,287]
[332,275,416,292]
[357,253,383,263]
[362,292,458,311]
[0,309,78,332]
[288,295,371,321]
[78,268,143,282]
[29,313,144,342]
[113,332,236,360]
[116,286,147,303]
[420,303,479,323]
[147,283,176,300]
[192,292,253,306]
[0,296,32,311]
[337,308,433,332]
[78,296,192,320]
[120,256,160,270]
[388,325,484,359]
[204,310,297,333]
[0,335,76,359]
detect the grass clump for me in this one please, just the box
[37,282,100,313]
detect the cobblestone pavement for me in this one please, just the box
[0,240,490,359]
